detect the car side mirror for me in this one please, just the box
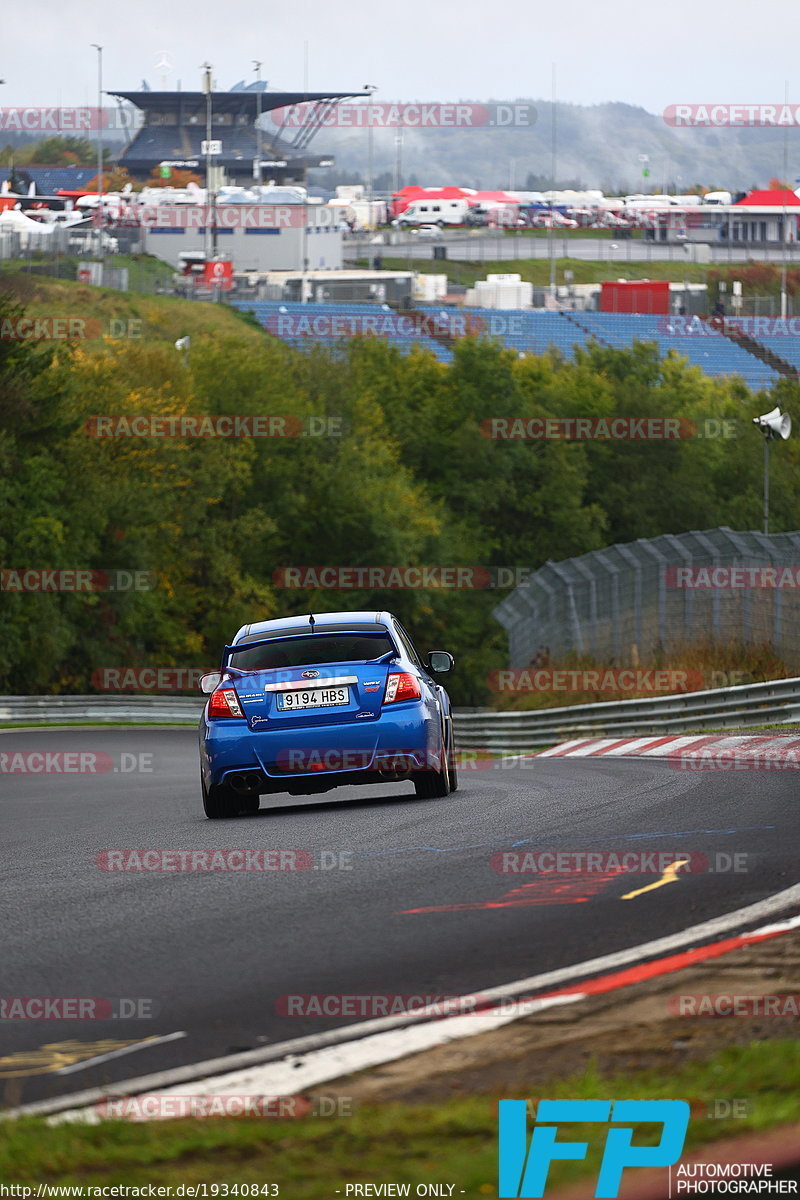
[427,651,454,674]
[199,671,222,694]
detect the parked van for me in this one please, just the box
[394,199,470,227]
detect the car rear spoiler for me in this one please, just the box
[220,630,397,672]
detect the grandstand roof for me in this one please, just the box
[108,90,366,115]
[735,189,800,207]
[109,87,364,181]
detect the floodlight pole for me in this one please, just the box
[364,84,377,232]
[763,436,770,536]
[201,63,217,260]
[548,63,557,304]
[781,81,789,319]
[301,45,309,304]
[394,127,403,195]
[90,45,103,251]
[253,60,262,184]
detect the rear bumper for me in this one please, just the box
[200,702,442,794]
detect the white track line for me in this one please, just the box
[51,995,586,1124]
[7,882,799,1122]
[55,1032,187,1075]
[596,738,662,756]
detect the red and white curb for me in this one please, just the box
[6,884,799,1124]
[539,734,800,760]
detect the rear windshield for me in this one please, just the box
[228,632,396,672]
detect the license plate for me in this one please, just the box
[276,687,349,711]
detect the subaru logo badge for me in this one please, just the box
[302,669,320,679]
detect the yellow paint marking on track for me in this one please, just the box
[0,1039,141,1078]
[0,1032,187,1078]
[621,858,691,901]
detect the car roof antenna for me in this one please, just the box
[309,613,316,633]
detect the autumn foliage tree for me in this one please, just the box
[145,168,203,188]
[2,288,799,702]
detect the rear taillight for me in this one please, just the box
[207,687,244,719]
[383,672,422,705]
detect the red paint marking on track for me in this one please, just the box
[620,735,682,754]
[401,870,628,914]
[522,920,797,1007]
[664,735,725,757]
[545,738,601,758]
[584,738,642,756]
[436,917,799,1021]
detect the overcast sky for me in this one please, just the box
[2,1,799,114]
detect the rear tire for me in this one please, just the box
[447,725,458,794]
[414,738,451,799]
[202,776,240,819]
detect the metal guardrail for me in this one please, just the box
[2,677,800,746]
[454,676,800,750]
[0,696,204,725]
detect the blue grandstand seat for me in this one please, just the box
[755,337,800,372]
[2,166,97,193]
[232,301,455,362]
[231,301,782,389]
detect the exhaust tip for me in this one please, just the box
[229,772,264,794]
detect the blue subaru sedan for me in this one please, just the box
[198,610,456,818]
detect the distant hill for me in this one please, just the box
[308,100,800,194]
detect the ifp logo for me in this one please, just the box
[498,1099,690,1198]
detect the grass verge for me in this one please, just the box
[1,1041,797,1193]
[0,270,263,348]
[355,256,714,289]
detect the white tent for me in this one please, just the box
[0,208,56,247]
[0,208,55,233]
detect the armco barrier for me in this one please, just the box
[455,676,800,751]
[2,677,800,745]
[0,695,204,725]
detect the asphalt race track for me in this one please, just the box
[3,727,798,1108]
